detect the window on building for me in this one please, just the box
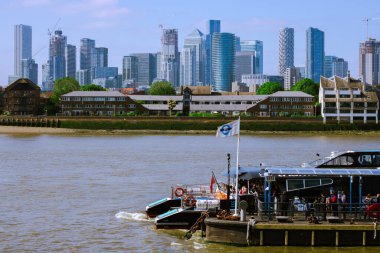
[325,94,335,98]
[259,104,267,109]
[128,104,136,109]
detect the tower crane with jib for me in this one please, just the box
[362,17,380,40]
[31,18,62,58]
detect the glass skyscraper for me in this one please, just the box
[181,28,205,86]
[130,53,157,86]
[80,38,95,71]
[240,40,263,74]
[278,27,294,76]
[306,27,324,83]
[205,20,221,85]
[14,24,32,77]
[49,30,67,81]
[212,32,235,92]
[66,44,76,79]
[160,29,179,87]
[359,38,380,85]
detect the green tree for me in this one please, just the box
[291,78,319,97]
[256,82,284,95]
[167,99,176,116]
[51,77,80,105]
[147,81,176,95]
[80,84,106,91]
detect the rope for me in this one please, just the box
[246,218,256,246]
[184,211,209,240]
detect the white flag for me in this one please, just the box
[216,119,240,137]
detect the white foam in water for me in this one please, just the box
[193,242,205,250]
[170,242,182,247]
[115,211,149,222]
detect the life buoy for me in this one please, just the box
[174,187,185,197]
[184,195,196,206]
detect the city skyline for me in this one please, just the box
[1,0,380,86]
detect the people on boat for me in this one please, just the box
[363,194,373,219]
[330,191,338,216]
[341,191,347,219]
[239,185,248,195]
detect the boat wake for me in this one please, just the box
[115,211,151,222]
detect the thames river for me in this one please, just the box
[1,133,380,252]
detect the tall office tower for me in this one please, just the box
[324,55,337,78]
[183,29,205,85]
[21,59,38,84]
[334,58,348,78]
[94,47,108,67]
[122,56,138,83]
[205,20,221,85]
[212,33,236,91]
[235,51,255,82]
[359,38,380,85]
[41,63,49,90]
[180,46,195,86]
[48,30,67,81]
[66,44,76,79]
[161,29,179,87]
[76,69,90,85]
[14,24,32,77]
[235,36,241,52]
[278,27,294,76]
[155,52,162,80]
[131,53,157,86]
[284,67,302,90]
[240,40,263,74]
[80,38,95,70]
[306,27,324,83]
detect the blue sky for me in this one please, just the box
[1,0,380,86]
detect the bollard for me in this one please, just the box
[240,200,248,222]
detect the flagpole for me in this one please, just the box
[234,117,240,216]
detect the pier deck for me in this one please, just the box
[205,218,380,246]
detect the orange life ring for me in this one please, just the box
[174,187,185,197]
[184,195,196,206]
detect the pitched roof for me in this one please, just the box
[270,91,313,98]
[5,78,40,91]
[62,91,125,97]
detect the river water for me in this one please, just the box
[1,133,380,253]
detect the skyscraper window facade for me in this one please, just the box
[182,29,205,86]
[80,38,95,71]
[161,29,179,87]
[205,20,221,85]
[123,56,138,83]
[278,27,294,76]
[66,44,76,79]
[306,27,324,83]
[49,30,67,81]
[240,40,263,74]
[21,59,38,84]
[14,24,32,77]
[235,51,255,83]
[359,38,380,86]
[212,32,236,92]
[130,53,157,86]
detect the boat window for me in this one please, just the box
[325,155,354,166]
[373,155,380,166]
[286,178,333,191]
[358,155,372,166]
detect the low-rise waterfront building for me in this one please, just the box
[319,74,379,123]
[3,78,41,115]
[60,91,147,116]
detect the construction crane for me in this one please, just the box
[48,17,61,36]
[362,17,380,40]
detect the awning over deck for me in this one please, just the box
[263,167,380,177]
